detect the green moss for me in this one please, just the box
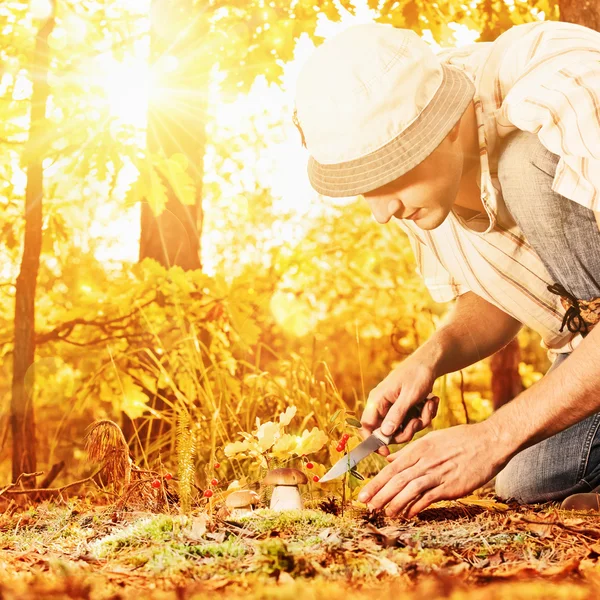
[237,509,340,537]
[179,539,247,558]
[91,515,176,557]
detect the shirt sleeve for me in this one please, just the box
[399,224,470,303]
[495,22,600,210]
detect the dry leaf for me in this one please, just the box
[374,555,400,576]
[186,514,208,540]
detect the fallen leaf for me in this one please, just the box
[186,514,209,540]
[373,555,399,577]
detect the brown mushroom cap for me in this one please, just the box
[263,467,308,486]
[225,490,259,508]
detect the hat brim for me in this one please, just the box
[307,64,475,198]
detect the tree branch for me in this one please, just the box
[35,296,156,344]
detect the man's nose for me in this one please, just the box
[369,197,401,224]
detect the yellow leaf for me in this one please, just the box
[120,375,149,420]
[154,153,196,206]
[272,433,298,457]
[279,406,297,427]
[256,421,280,452]
[148,166,168,215]
[295,427,328,456]
[224,440,252,457]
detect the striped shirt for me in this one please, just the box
[396,20,600,359]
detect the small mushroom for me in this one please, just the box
[225,490,259,518]
[263,468,308,511]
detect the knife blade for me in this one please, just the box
[319,398,430,483]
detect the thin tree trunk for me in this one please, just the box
[11,4,55,484]
[489,338,523,411]
[559,0,600,31]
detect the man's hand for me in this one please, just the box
[357,421,507,517]
[360,354,438,455]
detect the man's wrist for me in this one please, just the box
[481,409,521,467]
[413,333,447,379]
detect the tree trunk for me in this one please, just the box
[126,0,208,456]
[489,338,523,411]
[138,0,206,269]
[559,0,600,31]
[11,4,55,484]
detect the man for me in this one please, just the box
[293,19,600,516]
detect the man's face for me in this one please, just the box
[362,134,464,231]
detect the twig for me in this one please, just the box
[0,471,44,497]
[0,465,105,497]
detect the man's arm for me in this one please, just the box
[488,322,600,456]
[362,291,522,440]
[428,291,523,379]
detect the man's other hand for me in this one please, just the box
[357,421,505,516]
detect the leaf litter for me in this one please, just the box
[3,492,600,599]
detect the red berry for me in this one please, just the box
[341,433,350,442]
[210,478,219,486]
[204,489,213,498]
[151,479,161,489]
[336,444,344,452]
[214,463,220,469]
[313,476,319,482]
[305,462,314,469]
[164,473,173,481]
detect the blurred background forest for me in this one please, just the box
[0,0,595,493]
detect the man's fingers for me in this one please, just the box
[405,489,441,518]
[368,471,414,510]
[380,388,433,437]
[361,390,392,433]
[391,418,422,444]
[357,446,419,503]
[385,476,439,516]
[377,445,390,457]
[379,388,411,436]
[420,396,439,428]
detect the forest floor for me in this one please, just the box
[2,494,600,600]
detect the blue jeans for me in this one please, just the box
[494,131,600,503]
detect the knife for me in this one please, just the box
[319,398,432,483]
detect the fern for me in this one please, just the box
[176,410,196,513]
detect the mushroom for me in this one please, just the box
[263,468,308,511]
[225,490,260,518]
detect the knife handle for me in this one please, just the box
[372,397,431,445]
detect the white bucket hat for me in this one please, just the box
[294,23,475,197]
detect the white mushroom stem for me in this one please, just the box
[270,485,303,511]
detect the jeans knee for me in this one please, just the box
[495,460,539,504]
